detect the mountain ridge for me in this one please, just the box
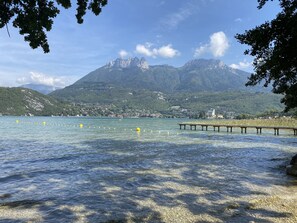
[49,57,282,116]
[70,57,252,93]
[20,83,61,94]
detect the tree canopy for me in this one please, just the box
[0,0,108,53]
[236,0,297,111]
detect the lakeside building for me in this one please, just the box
[206,108,216,119]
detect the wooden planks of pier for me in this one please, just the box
[179,123,297,136]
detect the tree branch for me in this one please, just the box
[5,23,10,37]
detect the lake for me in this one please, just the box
[0,117,297,222]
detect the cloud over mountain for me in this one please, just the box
[136,43,179,58]
[230,60,252,70]
[195,31,229,58]
[118,50,129,58]
[17,72,67,88]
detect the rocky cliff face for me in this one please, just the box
[183,59,232,71]
[106,57,149,70]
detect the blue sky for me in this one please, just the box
[0,0,281,87]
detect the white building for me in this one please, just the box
[206,108,216,119]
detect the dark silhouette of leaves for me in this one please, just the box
[0,0,108,53]
[236,0,297,111]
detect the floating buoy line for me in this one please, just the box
[8,119,180,136]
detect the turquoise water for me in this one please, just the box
[0,117,297,222]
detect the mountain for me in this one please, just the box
[20,83,61,94]
[177,59,252,92]
[50,58,283,115]
[71,57,251,93]
[0,87,74,116]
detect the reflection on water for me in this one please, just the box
[0,117,297,222]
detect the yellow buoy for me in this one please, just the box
[16,120,19,124]
[42,121,46,126]
[136,127,141,132]
[79,124,84,128]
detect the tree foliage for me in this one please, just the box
[0,0,108,53]
[236,0,297,111]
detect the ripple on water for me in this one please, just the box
[0,117,297,222]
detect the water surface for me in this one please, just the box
[0,117,297,222]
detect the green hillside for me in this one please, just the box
[0,87,75,116]
[51,82,283,116]
[169,91,283,115]
[50,58,283,116]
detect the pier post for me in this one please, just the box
[274,128,279,135]
[202,125,208,131]
[213,126,220,132]
[256,127,262,134]
[190,125,197,131]
[179,124,186,130]
[241,127,247,134]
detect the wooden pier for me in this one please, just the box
[179,123,297,136]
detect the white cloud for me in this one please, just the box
[194,45,209,57]
[157,45,180,58]
[160,2,197,29]
[162,7,192,29]
[210,32,229,57]
[136,44,155,57]
[194,31,229,58]
[230,61,252,70]
[235,18,242,22]
[118,50,129,58]
[16,72,67,88]
[160,1,216,30]
[135,43,179,58]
